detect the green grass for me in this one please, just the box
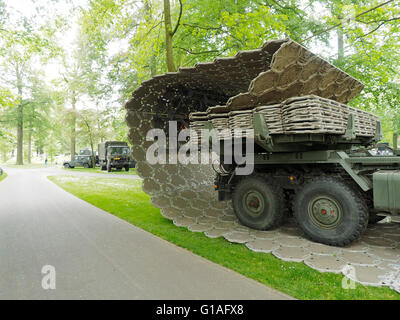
[0,172,7,182]
[62,167,137,175]
[48,175,400,300]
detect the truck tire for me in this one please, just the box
[64,164,70,169]
[107,162,111,172]
[232,175,285,230]
[293,176,368,246]
[83,163,89,169]
[124,165,129,172]
[101,164,106,171]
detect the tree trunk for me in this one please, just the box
[144,0,157,76]
[70,94,77,161]
[163,0,176,72]
[150,55,157,76]
[338,28,344,60]
[394,118,399,150]
[27,129,32,164]
[16,71,23,165]
[16,104,23,165]
[90,138,95,169]
[27,105,36,164]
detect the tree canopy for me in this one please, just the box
[0,0,399,164]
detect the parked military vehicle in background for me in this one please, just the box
[98,141,130,172]
[63,155,94,169]
[79,148,99,166]
[79,148,92,156]
[129,158,137,169]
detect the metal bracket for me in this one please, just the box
[253,112,270,141]
[344,114,356,140]
[253,112,275,151]
[374,120,383,142]
[203,121,223,151]
[204,121,214,131]
[336,151,372,191]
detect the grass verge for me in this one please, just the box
[62,167,137,175]
[0,172,7,182]
[48,175,400,300]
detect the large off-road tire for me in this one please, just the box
[64,164,70,169]
[83,163,89,169]
[107,162,111,172]
[101,164,106,171]
[293,176,368,247]
[124,165,130,172]
[232,175,285,230]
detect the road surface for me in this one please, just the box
[0,167,292,300]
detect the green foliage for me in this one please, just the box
[326,1,400,144]
[78,0,323,98]
[1,0,400,161]
[0,87,16,109]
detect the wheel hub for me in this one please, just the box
[243,190,265,217]
[308,195,343,229]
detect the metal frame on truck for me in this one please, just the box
[213,113,400,246]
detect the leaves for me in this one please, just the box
[1,0,400,162]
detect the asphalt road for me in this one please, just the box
[0,167,292,300]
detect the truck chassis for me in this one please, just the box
[214,116,400,247]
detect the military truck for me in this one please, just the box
[126,38,399,247]
[98,141,130,172]
[210,97,400,247]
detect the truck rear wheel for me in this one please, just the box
[293,176,368,246]
[232,176,285,230]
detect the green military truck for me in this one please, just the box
[212,97,400,247]
[98,141,130,172]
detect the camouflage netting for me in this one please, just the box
[124,39,400,292]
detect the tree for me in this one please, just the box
[79,0,322,100]
[60,38,89,161]
[1,0,400,163]
[77,109,100,167]
[163,0,182,72]
[24,74,54,163]
[0,11,60,164]
[324,1,400,146]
